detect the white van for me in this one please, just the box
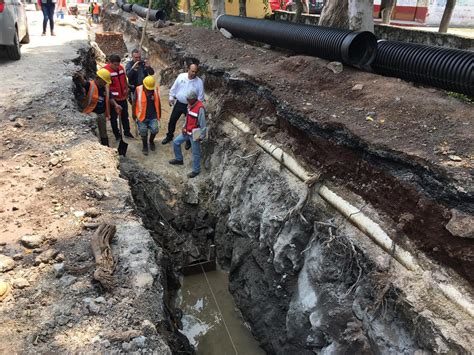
[0,0,30,60]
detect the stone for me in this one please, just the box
[20,234,44,249]
[8,115,17,122]
[60,275,77,287]
[153,19,166,28]
[57,315,69,326]
[352,84,364,91]
[14,122,23,128]
[446,209,474,239]
[13,254,23,261]
[85,208,100,218]
[73,211,85,218]
[219,28,233,39]
[122,342,132,351]
[0,255,15,272]
[49,157,60,166]
[184,183,199,205]
[53,263,65,278]
[101,340,111,348]
[12,277,30,289]
[261,116,278,127]
[448,155,462,162]
[142,319,157,335]
[36,249,59,264]
[84,297,100,314]
[132,336,147,348]
[326,61,343,74]
[94,296,106,304]
[133,272,154,289]
[0,281,10,301]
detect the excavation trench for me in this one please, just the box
[79,8,474,353]
[119,125,472,354]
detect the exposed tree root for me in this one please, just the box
[91,223,117,291]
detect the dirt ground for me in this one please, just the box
[104,9,473,286]
[0,11,185,353]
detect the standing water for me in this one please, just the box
[178,270,265,355]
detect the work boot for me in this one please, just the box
[124,131,134,139]
[187,171,200,178]
[100,137,109,147]
[161,136,172,145]
[149,133,156,151]
[185,140,191,150]
[169,159,183,165]
[141,136,149,156]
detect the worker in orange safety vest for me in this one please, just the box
[79,68,122,146]
[133,75,161,155]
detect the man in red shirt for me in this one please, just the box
[104,54,134,139]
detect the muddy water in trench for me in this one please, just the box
[178,270,265,355]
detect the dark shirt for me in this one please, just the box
[145,91,157,120]
[126,60,155,90]
[84,81,108,114]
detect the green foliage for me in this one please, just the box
[447,91,473,105]
[192,0,209,16]
[192,17,212,28]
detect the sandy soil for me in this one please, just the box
[103,9,473,287]
[0,11,180,353]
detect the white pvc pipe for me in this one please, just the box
[230,118,417,270]
[229,117,474,318]
[318,185,419,271]
[437,283,474,318]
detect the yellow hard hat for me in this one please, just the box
[143,75,155,90]
[97,68,112,85]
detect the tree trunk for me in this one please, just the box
[348,0,374,32]
[439,0,456,33]
[239,0,247,16]
[294,0,309,22]
[185,0,192,23]
[319,0,349,28]
[171,0,181,20]
[380,0,396,24]
[210,0,225,29]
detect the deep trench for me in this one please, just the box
[119,141,468,354]
[73,17,473,353]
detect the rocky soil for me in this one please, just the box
[102,7,473,354]
[0,11,189,354]
[105,7,473,288]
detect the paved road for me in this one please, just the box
[0,10,87,110]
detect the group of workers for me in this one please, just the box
[79,50,207,179]
[88,2,102,24]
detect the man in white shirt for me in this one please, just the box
[162,63,205,145]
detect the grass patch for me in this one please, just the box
[447,91,473,104]
[192,18,212,29]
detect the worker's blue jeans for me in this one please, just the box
[137,118,159,137]
[173,133,201,173]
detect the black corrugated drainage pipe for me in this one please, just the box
[216,15,377,68]
[116,0,124,9]
[131,3,166,21]
[122,3,133,12]
[373,40,474,96]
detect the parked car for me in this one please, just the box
[0,0,29,60]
